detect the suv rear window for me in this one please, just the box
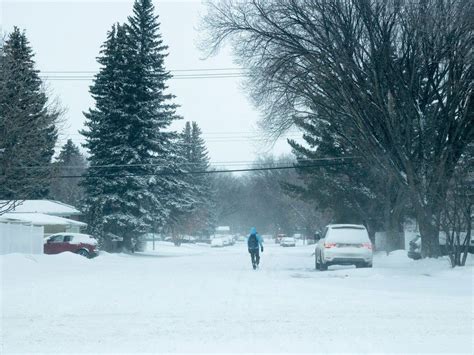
[331,226,365,230]
[326,227,370,243]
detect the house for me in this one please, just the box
[0,200,86,237]
[3,200,82,219]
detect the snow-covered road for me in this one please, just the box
[1,242,473,353]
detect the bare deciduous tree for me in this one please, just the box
[202,0,473,257]
[441,144,473,266]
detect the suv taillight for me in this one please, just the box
[324,242,337,248]
[362,243,372,250]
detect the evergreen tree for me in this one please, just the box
[181,122,192,164]
[49,139,87,206]
[0,27,58,201]
[190,122,216,235]
[82,24,130,248]
[177,122,215,237]
[127,0,194,240]
[82,0,189,250]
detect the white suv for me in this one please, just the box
[315,224,373,270]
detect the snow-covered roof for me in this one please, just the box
[216,226,230,232]
[0,213,86,227]
[0,200,81,216]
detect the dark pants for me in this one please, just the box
[250,249,260,266]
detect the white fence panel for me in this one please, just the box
[0,222,44,254]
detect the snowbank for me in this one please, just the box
[141,241,209,257]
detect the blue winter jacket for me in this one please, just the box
[247,227,263,250]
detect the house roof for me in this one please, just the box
[0,200,81,216]
[0,213,86,227]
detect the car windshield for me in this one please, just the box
[48,235,64,243]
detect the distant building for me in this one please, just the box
[215,226,230,234]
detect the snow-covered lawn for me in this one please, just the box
[1,242,473,353]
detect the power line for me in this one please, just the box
[39,67,251,81]
[41,74,247,79]
[58,130,302,136]
[49,159,358,179]
[7,157,358,171]
[54,137,304,145]
[54,131,303,138]
[40,75,249,81]
[53,135,305,145]
[40,67,248,74]
[87,157,357,169]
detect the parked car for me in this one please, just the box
[224,235,235,246]
[275,234,286,244]
[180,235,197,244]
[44,233,99,258]
[315,224,373,270]
[307,231,322,245]
[211,237,225,247]
[407,232,474,260]
[407,235,422,260]
[211,233,235,247]
[163,236,184,246]
[280,236,296,247]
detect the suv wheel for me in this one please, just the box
[76,249,90,258]
[319,253,328,271]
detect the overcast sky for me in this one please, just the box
[1,0,303,167]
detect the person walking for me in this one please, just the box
[247,227,264,269]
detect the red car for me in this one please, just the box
[44,233,99,258]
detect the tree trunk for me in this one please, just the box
[407,169,443,258]
[460,206,472,266]
[417,211,441,258]
[121,233,134,253]
[385,212,405,253]
[383,181,405,253]
[460,229,471,266]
